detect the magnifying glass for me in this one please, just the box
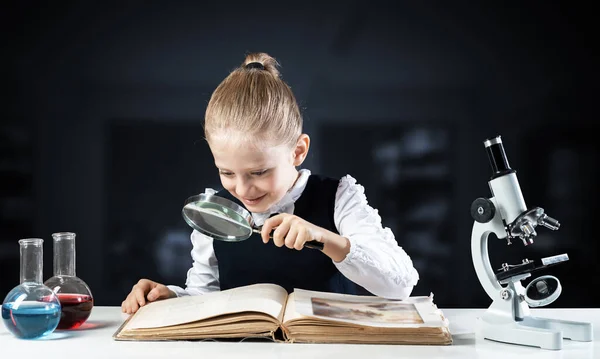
[181,194,324,250]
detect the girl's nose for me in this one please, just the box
[235,179,252,197]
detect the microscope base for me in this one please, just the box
[476,314,593,350]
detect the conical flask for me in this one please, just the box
[44,232,94,329]
[2,238,61,339]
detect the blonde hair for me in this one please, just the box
[204,52,303,147]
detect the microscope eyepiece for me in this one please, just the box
[484,135,515,179]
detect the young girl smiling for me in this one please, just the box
[122,53,419,314]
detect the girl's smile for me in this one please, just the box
[241,194,267,207]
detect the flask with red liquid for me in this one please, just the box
[44,232,94,329]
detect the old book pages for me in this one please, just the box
[281,289,452,344]
[114,283,287,340]
[113,283,452,345]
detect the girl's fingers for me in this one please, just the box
[284,225,300,249]
[295,227,310,250]
[261,214,284,243]
[133,286,147,307]
[272,220,291,247]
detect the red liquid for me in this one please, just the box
[56,293,93,329]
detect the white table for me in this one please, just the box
[1,307,598,358]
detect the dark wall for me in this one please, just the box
[1,1,597,308]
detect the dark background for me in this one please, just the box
[1,1,597,308]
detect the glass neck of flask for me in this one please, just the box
[19,238,44,284]
[53,232,76,276]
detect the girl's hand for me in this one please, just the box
[261,213,351,261]
[260,213,325,250]
[121,278,176,314]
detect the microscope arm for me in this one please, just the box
[471,197,508,300]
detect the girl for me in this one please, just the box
[122,53,419,314]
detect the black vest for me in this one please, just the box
[213,174,356,295]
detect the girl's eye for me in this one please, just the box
[251,170,268,176]
[219,171,234,177]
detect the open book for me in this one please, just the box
[113,283,452,345]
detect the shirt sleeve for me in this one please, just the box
[332,175,419,300]
[166,229,220,297]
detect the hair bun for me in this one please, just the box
[242,52,280,77]
[245,62,265,70]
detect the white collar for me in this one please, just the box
[251,168,312,226]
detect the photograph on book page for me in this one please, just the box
[292,288,447,328]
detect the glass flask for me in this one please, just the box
[2,238,61,339]
[44,232,94,329]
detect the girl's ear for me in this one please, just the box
[292,134,310,166]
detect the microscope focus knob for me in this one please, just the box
[470,197,496,223]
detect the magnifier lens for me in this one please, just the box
[182,201,252,240]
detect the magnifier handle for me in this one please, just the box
[252,228,324,250]
[304,240,325,250]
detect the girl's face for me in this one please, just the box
[208,132,309,213]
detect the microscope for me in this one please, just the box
[470,135,593,350]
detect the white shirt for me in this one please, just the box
[167,169,419,300]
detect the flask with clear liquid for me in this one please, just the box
[44,232,94,329]
[2,238,62,339]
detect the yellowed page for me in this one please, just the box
[282,292,302,323]
[123,283,288,330]
[289,288,447,328]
